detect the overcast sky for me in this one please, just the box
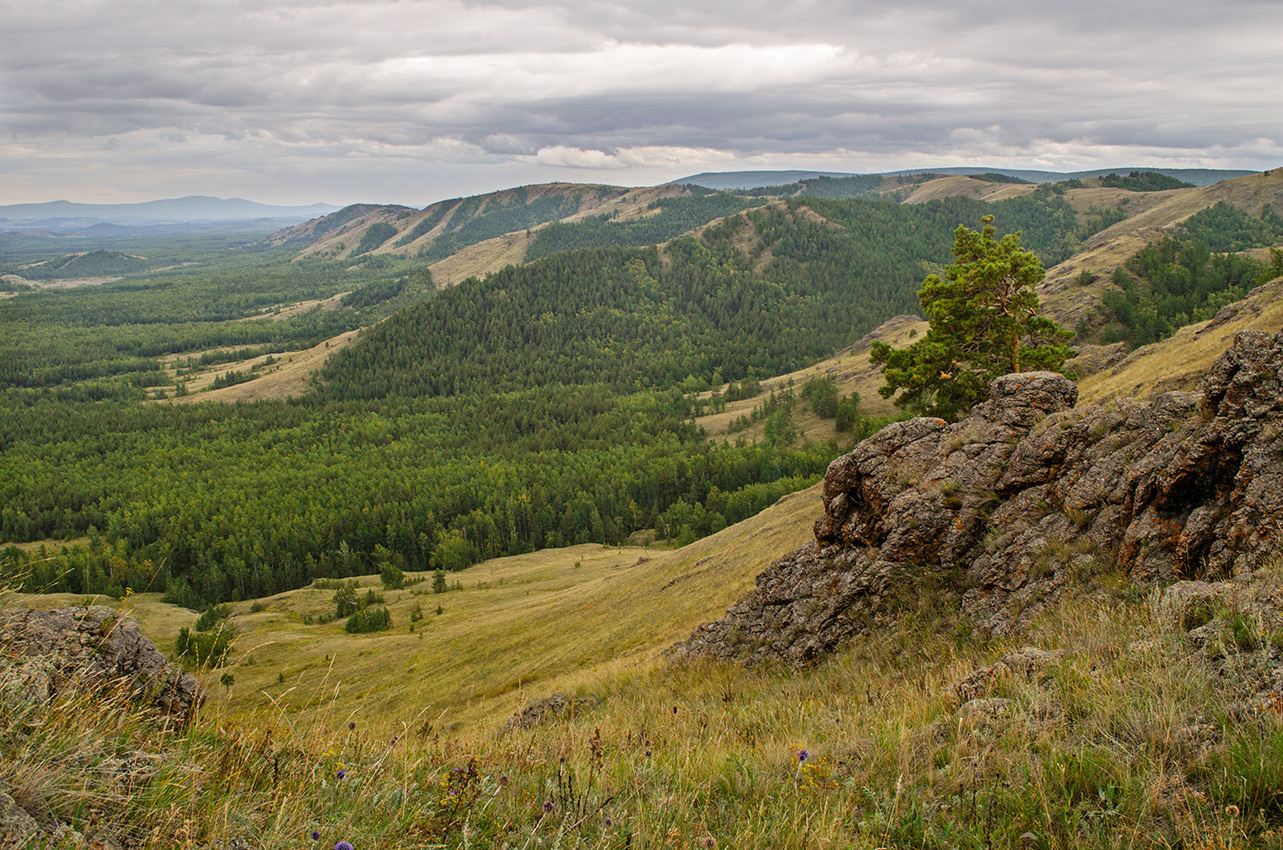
[2,0,1280,207]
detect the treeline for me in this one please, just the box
[419,190,589,262]
[0,255,434,399]
[1101,171,1194,192]
[18,250,157,281]
[524,192,766,261]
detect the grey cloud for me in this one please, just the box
[1,0,1280,204]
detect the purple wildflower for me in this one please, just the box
[348,721,357,731]
[543,801,555,814]
[798,749,809,762]
[604,817,614,827]
[335,842,354,850]
[311,831,320,841]
[336,769,346,779]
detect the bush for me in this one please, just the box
[801,376,839,419]
[162,576,203,611]
[344,606,392,634]
[174,624,235,668]
[333,581,359,618]
[380,561,406,590]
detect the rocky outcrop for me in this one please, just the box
[0,605,204,723]
[502,692,600,734]
[675,329,1283,664]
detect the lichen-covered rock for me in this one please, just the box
[954,647,1065,703]
[0,790,41,849]
[675,329,1283,664]
[502,692,599,733]
[0,606,203,723]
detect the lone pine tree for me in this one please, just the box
[871,216,1073,420]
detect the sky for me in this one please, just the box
[2,0,1281,208]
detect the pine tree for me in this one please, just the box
[870,216,1073,420]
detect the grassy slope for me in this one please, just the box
[1038,170,1283,327]
[4,484,821,735]
[12,174,1283,846]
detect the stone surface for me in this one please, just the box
[0,605,204,723]
[954,647,1065,703]
[503,692,600,733]
[0,791,41,849]
[675,329,1283,664]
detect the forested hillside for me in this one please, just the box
[3,176,1254,611]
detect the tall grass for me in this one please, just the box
[6,566,1283,849]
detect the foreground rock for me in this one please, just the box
[0,605,204,723]
[675,329,1283,664]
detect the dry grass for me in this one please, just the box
[237,291,350,323]
[3,537,90,554]
[1076,277,1283,405]
[4,485,821,738]
[898,176,1037,205]
[427,230,531,288]
[697,314,926,443]
[167,328,361,403]
[7,552,1282,848]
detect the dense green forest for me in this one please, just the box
[1,190,1109,607]
[1096,205,1283,346]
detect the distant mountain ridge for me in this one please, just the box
[0,196,340,233]
[676,167,1259,190]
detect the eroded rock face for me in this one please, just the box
[675,330,1283,664]
[0,605,204,723]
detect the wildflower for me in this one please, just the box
[311,831,321,841]
[604,817,614,827]
[644,750,652,758]
[543,801,555,814]
[348,721,357,731]
[498,774,510,786]
[335,842,354,850]
[798,749,809,762]
[1227,805,1241,817]
[336,770,346,779]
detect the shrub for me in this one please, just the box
[344,606,392,634]
[174,624,235,668]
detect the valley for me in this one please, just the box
[4,165,1283,848]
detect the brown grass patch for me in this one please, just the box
[698,314,925,442]
[168,328,361,404]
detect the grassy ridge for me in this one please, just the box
[7,542,1283,848]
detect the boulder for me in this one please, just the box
[0,606,204,723]
[674,330,1283,664]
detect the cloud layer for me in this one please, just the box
[2,0,1280,204]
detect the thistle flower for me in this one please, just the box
[543,801,555,813]
[336,769,346,779]
[348,721,357,731]
[335,842,354,850]
[311,831,320,841]
[798,749,809,762]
